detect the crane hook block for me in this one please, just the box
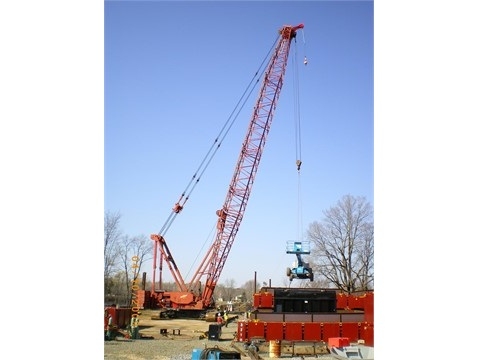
[296,159,302,171]
[304,57,308,66]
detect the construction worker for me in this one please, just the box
[223,312,229,327]
[216,313,223,326]
[106,313,114,340]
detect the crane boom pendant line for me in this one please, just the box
[155,34,279,242]
[148,24,304,312]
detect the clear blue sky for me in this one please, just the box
[104,0,374,287]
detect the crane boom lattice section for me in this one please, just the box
[190,24,303,306]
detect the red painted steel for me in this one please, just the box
[336,293,348,310]
[322,322,341,341]
[340,322,360,343]
[284,322,303,340]
[348,294,366,310]
[357,322,363,342]
[328,337,350,348]
[236,320,248,342]
[303,322,321,341]
[363,292,374,324]
[254,292,273,309]
[236,292,374,347]
[104,307,132,330]
[253,294,261,308]
[265,322,284,341]
[362,322,374,346]
[248,321,266,339]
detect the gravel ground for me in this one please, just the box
[104,315,248,360]
[104,334,340,360]
[103,311,358,359]
[104,337,238,360]
[104,338,340,360]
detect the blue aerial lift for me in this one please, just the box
[286,241,314,282]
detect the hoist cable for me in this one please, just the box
[297,174,304,243]
[157,34,281,237]
[292,36,304,242]
[293,39,303,170]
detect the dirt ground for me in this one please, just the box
[134,310,329,354]
[107,309,332,359]
[133,309,238,340]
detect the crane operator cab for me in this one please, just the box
[286,241,314,282]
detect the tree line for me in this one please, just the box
[104,211,152,306]
[104,194,373,306]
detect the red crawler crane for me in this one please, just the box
[138,23,304,317]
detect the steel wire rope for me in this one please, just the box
[290,35,306,250]
[301,27,308,66]
[180,35,282,284]
[156,34,281,242]
[290,36,304,245]
[184,220,216,286]
[269,35,305,283]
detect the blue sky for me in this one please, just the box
[105,0,373,287]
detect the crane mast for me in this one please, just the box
[145,23,304,314]
[193,23,304,306]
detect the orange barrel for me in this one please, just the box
[269,340,281,358]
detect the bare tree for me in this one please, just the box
[119,234,153,304]
[104,211,122,296]
[308,195,374,293]
[221,278,237,302]
[241,279,260,305]
[355,221,374,290]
